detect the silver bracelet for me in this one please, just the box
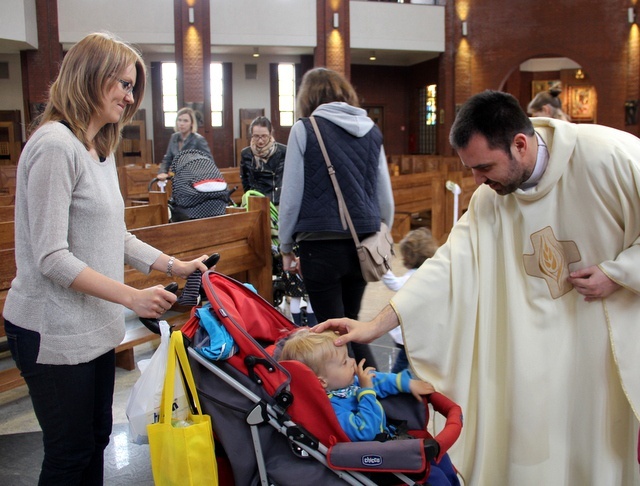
[166,256,175,277]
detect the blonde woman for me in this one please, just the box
[157,106,212,180]
[3,33,207,483]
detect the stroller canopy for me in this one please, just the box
[169,149,228,220]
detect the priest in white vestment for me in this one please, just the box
[315,91,640,485]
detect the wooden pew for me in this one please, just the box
[220,167,244,205]
[0,206,14,222]
[124,203,168,229]
[118,165,160,206]
[0,221,14,250]
[0,192,170,249]
[390,171,445,243]
[0,196,272,387]
[0,249,21,392]
[0,165,17,196]
[0,194,14,206]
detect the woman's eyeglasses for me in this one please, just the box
[251,134,270,141]
[118,79,134,96]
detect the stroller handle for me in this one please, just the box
[225,185,238,205]
[148,176,172,192]
[138,282,178,335]
[138,253,220,335]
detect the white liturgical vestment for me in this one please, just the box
[393,118,640,485]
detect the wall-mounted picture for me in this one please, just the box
[531,80,561,98]
[568,85,597,122]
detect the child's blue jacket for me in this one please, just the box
[327,369,412,441]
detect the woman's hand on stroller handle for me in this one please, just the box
[169,254,212,279]
[138,254,220,335]
[133,284,178,320]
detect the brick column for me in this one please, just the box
[174,0,212,149]
[20,0,63,128]
[315,0,350,79]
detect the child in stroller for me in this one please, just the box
[181,271,463,485]
[278,328,461,485]
[167,148,228,221]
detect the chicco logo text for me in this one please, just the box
[361,455,383,467]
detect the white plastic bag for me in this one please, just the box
[126,321,189,443]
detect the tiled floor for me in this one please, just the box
[0,258,405,485]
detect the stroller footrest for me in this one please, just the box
[327,438,426,473]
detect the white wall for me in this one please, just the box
[57,0,175,46]
[350,2,444,52]
[211,0,316,48]
[0,0,38,48]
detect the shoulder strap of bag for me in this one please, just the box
[309,116,362,246]
[159,331,203,423]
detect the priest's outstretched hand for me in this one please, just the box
[313,305,399,346]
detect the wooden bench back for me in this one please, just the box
[0,196,271,336]
[125,196,272,300]
[0,165,17,195]
[390,171,445,242]
[0,206,14,222]
[124,203,168,229]
[0,221,14,250]
[220,167,244,205]
[118,165,160,206]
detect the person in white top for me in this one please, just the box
[381,227,438,373]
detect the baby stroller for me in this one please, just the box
[175,271,463,485]
[167,149,228,222]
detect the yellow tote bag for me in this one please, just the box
[147,331,218,486]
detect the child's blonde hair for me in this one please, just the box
[400,227,438,269]
[278,328,340,376]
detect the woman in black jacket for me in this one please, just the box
[239,116,286,206]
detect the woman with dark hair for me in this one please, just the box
[528,87,571,121]
[157,106,212,181]
[3,32,208,483]
[278,67,394,368]
[239,116,286,206]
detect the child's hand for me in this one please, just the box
[356,359,376,389]
[409,379,435,401]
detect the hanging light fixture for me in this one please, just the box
[253,47,260,58]
[369,51,377,61]
[575,69,585,80]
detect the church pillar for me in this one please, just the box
[174,0,213,149]
[315,0,351,79]
[20,0,62,129]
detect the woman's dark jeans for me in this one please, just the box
[4,319,115,486]
[297,239,378,368]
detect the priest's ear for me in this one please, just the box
[511,133,532,161]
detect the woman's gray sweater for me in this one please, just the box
[3,122,161,365]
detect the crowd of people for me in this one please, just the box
[3,30,640,486]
